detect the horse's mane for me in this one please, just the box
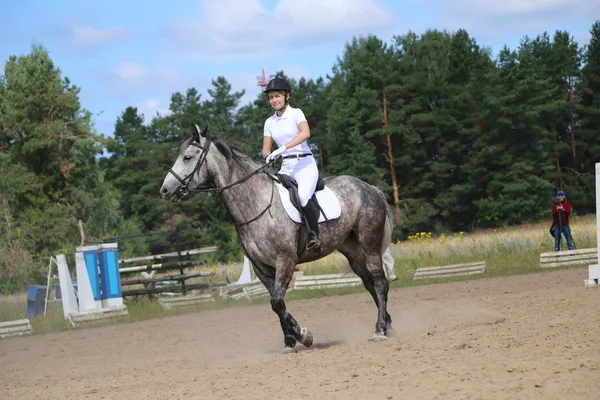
[179,134,256,170]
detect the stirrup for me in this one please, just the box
[307,232,321,252]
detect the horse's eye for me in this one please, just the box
[183,155,192,161]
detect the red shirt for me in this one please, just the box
[552,201,572,226]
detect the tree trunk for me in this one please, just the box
[382,90,402,224]
[78,219,85,246]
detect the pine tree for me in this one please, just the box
[578,21,600,211]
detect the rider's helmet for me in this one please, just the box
[264,78,291,94]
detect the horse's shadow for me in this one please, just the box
[303,340,347,351]
[266,340,348,355]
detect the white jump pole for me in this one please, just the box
[586,163,600,286]
[56,254,79,318]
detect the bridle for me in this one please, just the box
[167,137,276,226]
[167,139,212,196]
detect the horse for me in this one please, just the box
[159,125,394,353]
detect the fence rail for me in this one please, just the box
[158,294,215,310]
[0,319,33,339]
[118,246,217,265]
[118,246,224,299]
[413,261,487,280]
[539,248,598,269]
[220,271,362,300]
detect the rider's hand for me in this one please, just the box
[265,145,286,163]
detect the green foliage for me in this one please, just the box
[0,231,35,293]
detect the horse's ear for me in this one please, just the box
[192,124,205,141]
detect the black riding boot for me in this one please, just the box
[302,201,321,252]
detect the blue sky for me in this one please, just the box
[1,0,598,138]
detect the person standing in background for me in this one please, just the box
[551,189,575,251]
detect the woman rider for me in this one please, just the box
[262,78,321,252]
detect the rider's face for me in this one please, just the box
[268,91,287,110]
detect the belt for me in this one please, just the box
[282,153,313,160]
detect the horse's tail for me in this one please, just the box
[374,186,394,254]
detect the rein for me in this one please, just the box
[168,137,276,226]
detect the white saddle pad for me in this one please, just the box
[275,183,341,224]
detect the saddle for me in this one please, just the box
[276,173,327,221]
[274,173,328,257]
[267,171,341,257]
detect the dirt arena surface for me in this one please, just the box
[1,267,599,400]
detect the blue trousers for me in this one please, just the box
[553,225,575,251]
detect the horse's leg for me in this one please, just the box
[270,262,312,353]
[252,261,299,349]
[338,238,391,340]
[364,250,391,340]
[251,261,275,293]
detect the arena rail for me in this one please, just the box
[539,248,598,269]
[119,246,227,300]
[220,271,363,300]
[118,246,217,265]
[69,307,129,325]
[0,319,33,338]
[158,294,216,310]
[413,261,487,280]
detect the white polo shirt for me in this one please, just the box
[264,106,312,157]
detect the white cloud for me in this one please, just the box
[108,62,184,93]
[448,0,582,15]
[137,98,171,124]
[162,0,390,59]
[105,59,314,125]
[113,62,147,83]
[431,0,598,46]
[69,25,129,45]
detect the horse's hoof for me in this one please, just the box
[282,346,298,354]
[369,332,388,342]
[299,327,313,348]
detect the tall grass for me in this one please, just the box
[295,215,597,284]
[389,215,597,283]
[0,216,596,334]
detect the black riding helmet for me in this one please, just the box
[264,78,291,94]
[264,78,291,112]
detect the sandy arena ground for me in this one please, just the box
[1,267,599,400]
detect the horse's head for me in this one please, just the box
[160,124,213,199]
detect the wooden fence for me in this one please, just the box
[413,261,487,280]
[220,271,362,300]
[119,246,227,299]
[69,307,129,325]
[158,294,216,310]
[0,319,33,338]
[539,248,598,269]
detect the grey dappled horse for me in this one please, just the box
[160,125,394,352]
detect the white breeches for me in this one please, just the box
[279,156,319,207]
